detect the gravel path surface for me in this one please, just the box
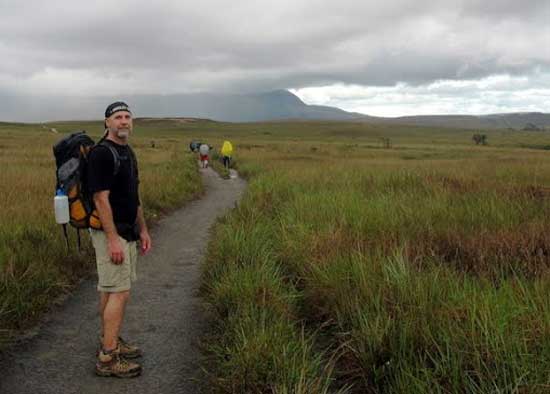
[0,167,246,394]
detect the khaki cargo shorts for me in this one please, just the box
[89,229,138,292]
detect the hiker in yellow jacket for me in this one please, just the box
[221,140,233,169]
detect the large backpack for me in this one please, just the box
[53,131,120,248]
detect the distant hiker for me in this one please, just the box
[199,143,210,168]
[88,101,152,378]
[221,140,233,169]
[189,140,201,152]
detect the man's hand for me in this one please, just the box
[108,236,125,264]
[140,230,152,255]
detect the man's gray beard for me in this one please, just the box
[110,127,130,139]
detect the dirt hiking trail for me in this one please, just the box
[0,167,246,394]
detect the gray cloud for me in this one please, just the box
[0,0,549,119]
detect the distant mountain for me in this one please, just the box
[144,90,549,129]
[130,90,550,129]
[131,91,550,129]
[128,90,366,122]
[1,89,548,129]
[0,89,366,123]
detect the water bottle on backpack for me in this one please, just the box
[54,188,70,224]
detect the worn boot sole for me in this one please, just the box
[95,366,142,378]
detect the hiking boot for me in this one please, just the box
[95,347,142,378]
[117,336,142,359]
[98,336,142,359]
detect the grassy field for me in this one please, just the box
[2,118,550,392]
[0,120,203,342]
[198,123,550,393]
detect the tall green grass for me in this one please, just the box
[203,135,550,393]
[202,199,347,393]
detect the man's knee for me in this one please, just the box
[112,290,130,302]
[102,290,130,304]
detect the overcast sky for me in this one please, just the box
[1,0,549,119]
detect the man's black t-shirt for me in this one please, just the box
[88,140,140,241]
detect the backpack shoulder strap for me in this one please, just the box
[97,140,121,176]
[127,145,137,177]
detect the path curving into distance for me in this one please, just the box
[0,167,246,394]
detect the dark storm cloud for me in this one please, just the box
[0,0,549,119]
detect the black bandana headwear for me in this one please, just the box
[104,101,131,129]
[105,101,131,118]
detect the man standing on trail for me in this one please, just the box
[88,101,152,378]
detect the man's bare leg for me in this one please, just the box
[101,291,130,351]
[99,292,109,334]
